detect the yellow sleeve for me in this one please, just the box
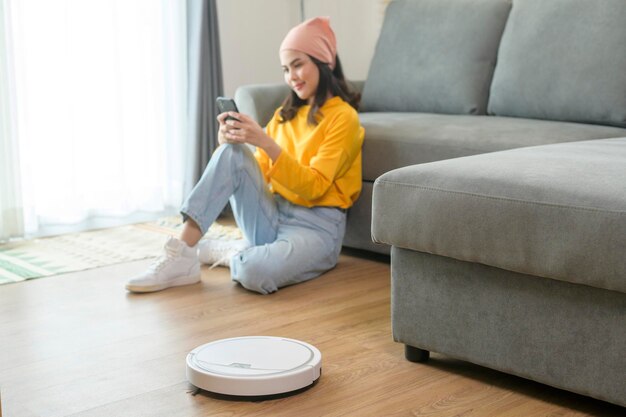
[253,116,277,182]
[266,111,361,201]
[254,147,271,182]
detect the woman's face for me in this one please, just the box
[280,50,320,104]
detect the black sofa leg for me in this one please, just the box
[405,344,430,363]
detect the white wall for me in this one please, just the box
[217,0,386,97]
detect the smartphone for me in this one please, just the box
[216,97,240,122]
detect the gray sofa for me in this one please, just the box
[235,0,626,407]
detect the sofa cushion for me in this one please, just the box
[488,0,626,127]
[372,138,626,294]
[359,112,626,181]
[361,0,511,115]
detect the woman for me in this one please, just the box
[126,17,364,294]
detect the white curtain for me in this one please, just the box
[3,0,188,238]
[0,0,24,240]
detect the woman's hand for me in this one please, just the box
[216,112,282,161]
[217,112,240,145]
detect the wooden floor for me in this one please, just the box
[0,249,622,417]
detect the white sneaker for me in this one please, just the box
[126,237,201,293]
[198,238,251,269]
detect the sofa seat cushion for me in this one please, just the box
[360,112,626,181]
[372,138,626,293]
[488,0,626,127]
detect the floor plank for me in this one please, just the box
[0,250,622,417]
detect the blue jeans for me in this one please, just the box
[181,144,346,294]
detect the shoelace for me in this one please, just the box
[208,258,227,270]
[149,244,179,272]
[208,247,238,270]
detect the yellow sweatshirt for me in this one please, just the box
[254,96,364,209]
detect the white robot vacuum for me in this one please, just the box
[186,336,322,398]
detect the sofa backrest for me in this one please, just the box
[361,0,512,115]
[488,0,626,128]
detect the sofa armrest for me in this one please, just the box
[234,84,290,126]
[234,80,366,126]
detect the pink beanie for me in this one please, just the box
[280,16,337,70]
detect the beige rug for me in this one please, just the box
[0,217,241,285]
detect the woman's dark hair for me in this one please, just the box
[279,54,361,125]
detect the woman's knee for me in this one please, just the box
[211,143,238,163]
[215,143,255,161]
